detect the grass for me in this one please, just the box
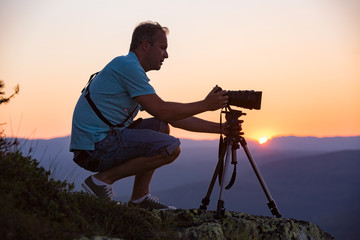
[0,136,176,240]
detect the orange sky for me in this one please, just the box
[1,0,359,142]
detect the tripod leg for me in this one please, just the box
[199,143,227,210]
[240,138,282,218]
[216,143,232,216]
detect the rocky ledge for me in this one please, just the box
[81,209,334,240]
[156,209,334,240]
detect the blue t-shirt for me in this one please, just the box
[70,52,155,150]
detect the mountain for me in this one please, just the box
[7,135,360,240]
[265,136,360,152]
[152,150,360,240]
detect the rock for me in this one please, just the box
[77,237,124,240]
[151,209,334,240]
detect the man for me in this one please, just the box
[70,21,229,210]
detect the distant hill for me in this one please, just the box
[7,135,360,240]
[265,136,360,152]
[152,150,360,240]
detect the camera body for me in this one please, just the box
[217,87,262,110]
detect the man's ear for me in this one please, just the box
[140,40,150,51]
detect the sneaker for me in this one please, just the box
[128,195,176,210]
[81,176,116,201]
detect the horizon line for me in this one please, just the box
[5,134,360,142]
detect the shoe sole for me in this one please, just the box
[128,201,176,210]
[129,205,176,211]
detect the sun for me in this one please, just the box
[259,137,268,144]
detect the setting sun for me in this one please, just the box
[259,137,268,144]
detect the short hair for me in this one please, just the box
[129,21,169,51]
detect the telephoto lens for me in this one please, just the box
[216,87,262,110]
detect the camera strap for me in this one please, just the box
[82,72,138,129]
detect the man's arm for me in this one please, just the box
[134,86,228,122]
[169,117,222,134]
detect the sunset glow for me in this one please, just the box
[0,0,359,140]
[259,137,268,145]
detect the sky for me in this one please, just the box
[1,0,359,142]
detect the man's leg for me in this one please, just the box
[130,118,172,201]
[131,170,154,201]
[80,118,180,205]
[131,118,170,201]
[94,146,181,197]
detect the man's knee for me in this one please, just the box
[162,146,180,165]
[172,146,181,158]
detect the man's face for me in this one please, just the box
[144,30,168,71]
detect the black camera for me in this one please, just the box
[218,87,262,110]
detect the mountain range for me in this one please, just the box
[8,135,360,240]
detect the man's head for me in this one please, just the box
[130,21,169,72]
[130,21,169,51]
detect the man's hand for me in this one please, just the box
[221,119,243,137]
[204,85,229,111]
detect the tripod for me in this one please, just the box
[199,108,281,218]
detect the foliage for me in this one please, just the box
[0,80,20,105]
[0,137,176,240]
[0,80,176,239]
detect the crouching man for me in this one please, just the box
[70,21,229,209]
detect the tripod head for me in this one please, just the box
[223,107,245,119]
[221,107,245,145]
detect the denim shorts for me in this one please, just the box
[74,118,180,172]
